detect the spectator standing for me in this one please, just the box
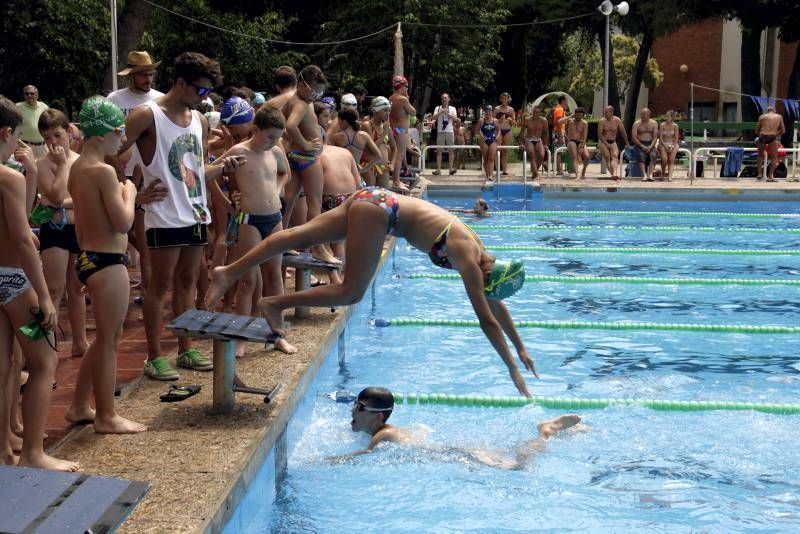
[551,95,568,175]
[16,86,48,160]
[432,93,457,176]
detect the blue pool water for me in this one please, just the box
[227,195,800,532]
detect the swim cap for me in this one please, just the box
[221,96,254,126]
[484,259,525,300]
[371,96,390,112]
[252,92,265,105]
[392,75,408,89]
[321,96,336,111]
[341,93,358,109]
[79,96,125,139]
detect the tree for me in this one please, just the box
[0,0,111,114]
[102,0,154,92]
[549,33,663,114]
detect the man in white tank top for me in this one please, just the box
[115,52,244,380]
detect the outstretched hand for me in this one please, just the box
[519,350,539,379]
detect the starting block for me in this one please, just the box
[282,252,341,318]
[168,309,283,414]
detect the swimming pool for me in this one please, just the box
[226,194,800,532]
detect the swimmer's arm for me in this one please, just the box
[403,97,416,117]
[518,122,527,146]
[349,156,361,189]
[631,121,642,148]
[618,119,630,146]
[206,147,238,214]
[286,101,315,151]
[275,147,290,192]
[98,166,136,233]
[778,118,786,136]
[580,121,588,144]
[36,157,66,205]
[361,133,384,164]
[488,299,538,378]
[650,123,659,149]
[542,119,550,145]
[116,105,152,160]
[755,118,762,135]
[458,260,531,397]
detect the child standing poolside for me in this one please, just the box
[0,97,79,470]
[218,107,297,356]
[66,96,146,434]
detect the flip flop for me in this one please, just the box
[159,384,201,402]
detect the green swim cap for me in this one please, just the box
[79,96,124,139]
[484,259,525,300]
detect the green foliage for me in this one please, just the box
[143,0,300,93]
[549,32,664,111]
[0,0,111,113]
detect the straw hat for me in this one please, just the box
[118,51,161,76]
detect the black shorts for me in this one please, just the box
[76,251,129,285]
[39,222,81,254]
[146,224,208,249]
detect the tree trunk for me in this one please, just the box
[417,31,441,116]
[623,28,654,134]
[102,0,153,92]
[787,41,800,98]
[740,23,763,122]
[598,29,621,117]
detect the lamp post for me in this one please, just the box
[598,1,629,108]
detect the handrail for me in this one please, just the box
[692,146,800,179]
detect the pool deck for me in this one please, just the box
[39,168,799,533]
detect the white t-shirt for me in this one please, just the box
[433,105,456,133]
[107,87,165,176]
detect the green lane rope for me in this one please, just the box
[406,273,800,286]
[376,318,800,334]
[392,393,800,415]
[494,210,800,218]
[484,245,800,255]
[469,224,800,234]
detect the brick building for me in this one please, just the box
[648,19,798,121]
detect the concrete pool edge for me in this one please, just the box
[200,240,398,534]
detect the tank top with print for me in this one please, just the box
[141,100,210,229]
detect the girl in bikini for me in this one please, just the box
[494,93,515,175]
[658,110,679,181]
[476,106,499,181]
[328,109,384,178]
[205,187,537,397]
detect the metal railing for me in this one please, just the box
[692,147,799,179]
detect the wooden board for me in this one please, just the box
[167,309,279,343]
[0,465,149,534]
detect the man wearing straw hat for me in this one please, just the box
[108,51,167,300]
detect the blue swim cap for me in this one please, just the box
[321,96,336,112]
[252,92,265,105]
[484,259,525,300]
[221,97,254,126]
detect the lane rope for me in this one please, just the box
[392,393,800,415]
[374,318,800,334]
[484,245,800,255]
[469,224,800,234]
[493,210,800,218]
[406,273,800,286]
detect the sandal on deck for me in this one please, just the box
[160,384,201,402]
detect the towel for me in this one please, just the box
[723,147,744,177]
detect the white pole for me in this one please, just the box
[603,14,610,109]
[110,0,119,91]
[690,82,694,181]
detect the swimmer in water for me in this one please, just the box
[334,387,583,470]
[449,198,490,218]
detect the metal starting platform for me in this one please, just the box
[282,252,341,318]
[167,310,283,414]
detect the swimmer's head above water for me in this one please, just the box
[473,198,490,216]
[351,387,394,434]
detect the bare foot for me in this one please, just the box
[311,246,341,265]
[1,449,18,465]
[10,432,22,453]
[537,414,582,440]
[71,342,88,357]
[329,271,343,285]
[274,338,297,354]
[235,344,247,359]
[18,452,80,472]
[257,298,287,337]
[205,266,235,308]
[65,406,96,424]
[93,415,147,434]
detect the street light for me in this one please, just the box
[598,0,629,108]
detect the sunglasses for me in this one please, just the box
[191,82,213,97]
[299,73,324,101]
[354,401,391,413]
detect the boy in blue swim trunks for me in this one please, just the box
[66,96,146,435]
[206,187,539,397]
[214,106,297,355]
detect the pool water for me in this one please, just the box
[229,196,800,533]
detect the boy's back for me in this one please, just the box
[68,159,128,254]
